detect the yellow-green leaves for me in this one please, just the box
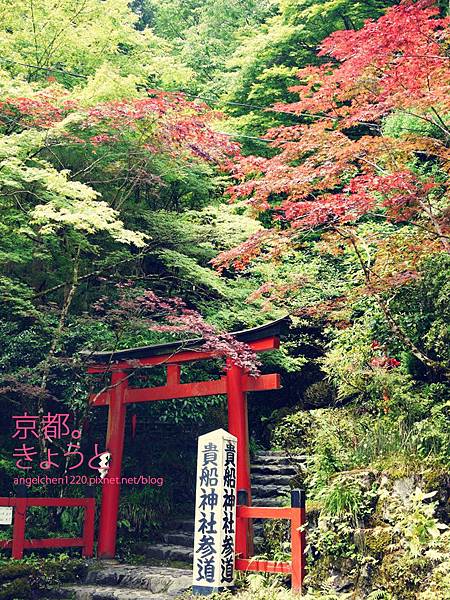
[32,197,148,247]
[0,129,147,247]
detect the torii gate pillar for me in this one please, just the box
[97,362,254,560]
[226,361,252,558]
[97,371,128,558]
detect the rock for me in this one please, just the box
[393,476,416,506]
[359,526,394,557]
[166,575,192,596]
[326,558,357,593]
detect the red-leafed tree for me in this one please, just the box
[1,89,239,165]
[214,0,450,374]
[92,286,261,378]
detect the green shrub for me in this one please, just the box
[119,485,172,535]
[320,480,365,520]
[271,411,313,456]
[0,564,34,584]
[0,577,32,600]
[304,381,336,408]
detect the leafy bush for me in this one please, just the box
[414,399,450,466]
[271,411,313,456]
[119,485,172,535]
[303,381,336,408]
[378,485,448,558]
[186,573,304,599]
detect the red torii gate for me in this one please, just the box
[85,318,285,559]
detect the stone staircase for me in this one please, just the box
[251,450,304,507]
[57,451,304,599]
[138,516,195,564]
[140,450,305,565]
[250,450,305,549]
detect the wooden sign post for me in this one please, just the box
[193,429,237,595]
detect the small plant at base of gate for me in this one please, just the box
[119,485,172,535]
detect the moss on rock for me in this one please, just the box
[0,564,34,584]
[356,526,394,557]
[0,558,87,599]
[377,552,429,599]
[0,577,33,600]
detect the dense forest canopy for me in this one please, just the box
[0,0,449,598]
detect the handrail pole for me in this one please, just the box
[11,498,27,559]
[82,498,95,557]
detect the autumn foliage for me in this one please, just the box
[0,89,239,164]
[215,0,450,279]
[93,286,260,375]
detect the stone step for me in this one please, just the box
[252,484,290,498]
[252,455,307,466]
[253,536,264,548]
[141,543,193,564]
[167,518,194,533]
[61,565,193,600]
[252,495,289,507]
[251,464,298,476]
[63,585,175,599]
[85,565,192,595]
[251,456,291,465]
[162,532,193,546]
[252,521,264,533]
[254,451,306,459]
[251,473,294,487]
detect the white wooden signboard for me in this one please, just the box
[0,507,13,525]
[192,428,237,595]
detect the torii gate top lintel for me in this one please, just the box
[85,317,287,369]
